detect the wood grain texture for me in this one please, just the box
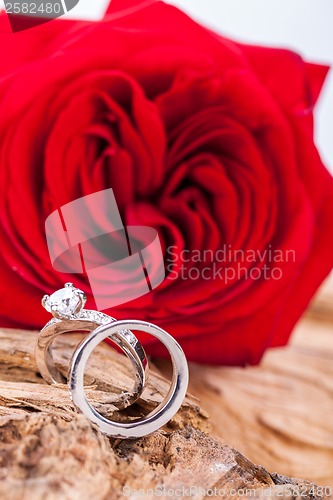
[182,317,333,488]
[307,275,333,323]
[0,327,327,499]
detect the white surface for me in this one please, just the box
[1,0,332,171]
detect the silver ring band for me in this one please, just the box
[36,310,149,410]
[69,319,189,439]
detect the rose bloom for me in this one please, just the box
[0,0,332,365]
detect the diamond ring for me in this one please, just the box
[69,319,189,439]
[35,283,149,410]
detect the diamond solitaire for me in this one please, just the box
[42,283,86,319]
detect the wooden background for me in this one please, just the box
[0,276,332,498]
[184,277,333,487]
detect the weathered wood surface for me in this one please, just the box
[0,327,327,499]
[185,318,333,489]
[181,278,333,489]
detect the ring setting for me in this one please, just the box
[36,284,189,438]
[36,284,149,411]
[42,282,87,320]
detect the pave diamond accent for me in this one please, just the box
[76,309,112,325]
[43,310,114,329]
[41,310,137,345]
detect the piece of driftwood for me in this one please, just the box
[182,316,333,488]
[152,278,333,488]
[307,274,333,323]
[0,328,326,499]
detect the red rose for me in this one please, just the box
[0,1,332,365]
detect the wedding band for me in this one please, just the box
[69,319,189,439]
[36,283,149,410]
